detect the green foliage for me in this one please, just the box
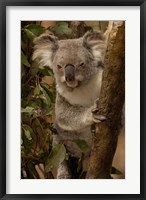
[73,139,89,153]
[21,22,56,179]
[48,22,72,38]
[45,144,66,173]
[21,51,30,67]
[22,24,45,41]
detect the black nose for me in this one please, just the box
[65,64,75,82]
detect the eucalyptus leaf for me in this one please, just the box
[111,166,122,175]
[39,85,51,106]
[49,22,72,36]
[41,85,56,103]
[34,85,41,96]
[42,105,52,116]
[21,106,35,113]
[23,28,36,41]
[22,129,34,152]
[25,24,45,36]
[21,51,30,67]
[22,124,34,141]
[24,130,32,141]
[74,139,89,152]
[23,24,45,41]
[56,21,68,26]
[39,67,54,77]
[45,144,66,173]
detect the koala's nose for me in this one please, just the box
[65,64,75,82]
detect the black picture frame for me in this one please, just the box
[0,0,145,199]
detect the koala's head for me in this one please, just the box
[33,32,106,89]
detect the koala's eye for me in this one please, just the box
[79,62,84,67]
[57,65,62,70]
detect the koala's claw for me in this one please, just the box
[92,108,106,123]
[92,107,99,114]
[57,174,71,179]
[94,114,106,122]
[56,162,71,179]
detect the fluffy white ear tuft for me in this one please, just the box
[32,34,58,69]
[83,31,106,65]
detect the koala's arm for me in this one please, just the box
[55,94,96,131]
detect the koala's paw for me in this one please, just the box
[57,173,71,179]
[56,162,71,179]
[91,107,106,123]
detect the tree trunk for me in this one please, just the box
[86,21,125,179]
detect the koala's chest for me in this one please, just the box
[57,72,102,106]
[66,87,98,106]
[58,79,101,107]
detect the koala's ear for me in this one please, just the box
[32,34,58,69]
[83,31,106,64]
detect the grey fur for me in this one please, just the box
[33,32,106,178]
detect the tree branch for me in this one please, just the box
[86,21,125,179]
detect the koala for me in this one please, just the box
[33,32,106,179]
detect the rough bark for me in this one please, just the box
[86,21,125,179]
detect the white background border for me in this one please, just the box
[6,6,140,194]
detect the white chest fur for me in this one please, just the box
[56,71,102,106]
